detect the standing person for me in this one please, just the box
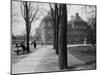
[33,40,37,49]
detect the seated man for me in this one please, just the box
[20,41,27,54]
[14,42,20,55]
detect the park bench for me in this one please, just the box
[14,43,27,55]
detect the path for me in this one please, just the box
[12,44,94,74]
[12,45,52,74]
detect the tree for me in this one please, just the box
[58,4,68,69]
[86,6,96,45]
[49,3,61,54]
[88,17,96,45]
[20,1,39,53]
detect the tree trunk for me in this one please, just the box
[53,23,57,49]
[55,4,59,55]
[53,19,59,54]
[53,34,56,49]
[55,22,59,54]
[26,30,30,53]
[58,4,68,69]
[25,2,30,53]
[54,4,59,54]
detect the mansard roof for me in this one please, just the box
[68,13,90,29]
[69,13,87,23]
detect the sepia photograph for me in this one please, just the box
[11,0,96,74]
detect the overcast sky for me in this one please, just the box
[12,1,95,36]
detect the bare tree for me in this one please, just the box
[87,6,96,46]
[58,4,68,69]
[49,3,61,54]
[49,3,68,69]
[20,1,39,53]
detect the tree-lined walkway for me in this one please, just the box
[12,1,96,74]
[12,45,95,74]
[12,45,52,74]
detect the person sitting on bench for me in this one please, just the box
[15,42,20,55]
[20,41,27,54]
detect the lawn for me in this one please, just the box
[68,45,96,67]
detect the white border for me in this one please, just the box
[0,0,99,75]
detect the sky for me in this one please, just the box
[12,1,96,36]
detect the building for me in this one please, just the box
[36,13,90,44]
[35,15,53,44]
[67,13,90,44]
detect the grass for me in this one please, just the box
[68,46,96,67]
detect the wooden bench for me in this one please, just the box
[14,43,27,55]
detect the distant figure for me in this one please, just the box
[33,40,37,49]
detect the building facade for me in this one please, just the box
[67,13,90,44]
[36,13,90,44]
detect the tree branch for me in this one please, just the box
[30,6,39,23]
[49,3,55,22]
[20,2,26,21]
